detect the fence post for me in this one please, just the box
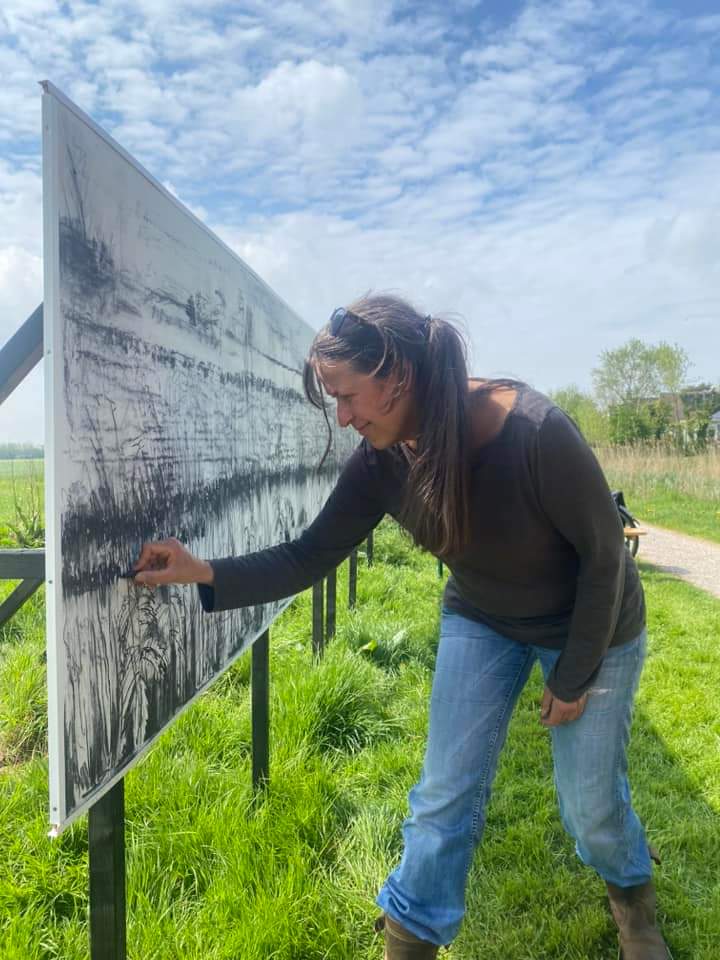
[88,779,126,960]
[312,581,324,659]
[0,551,46,629]
[326,568,336,642]
[366,530,374,567]
[0,579,43,629]
[348,549,358,609]
[252,629,270,793]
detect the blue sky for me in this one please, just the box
[1,0,719,442]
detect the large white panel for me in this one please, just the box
[42,84,352,833]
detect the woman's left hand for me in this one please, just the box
[540,686,588,727]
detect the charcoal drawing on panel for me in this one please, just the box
[44,89,353,828]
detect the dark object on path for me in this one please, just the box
[612,490,643,558]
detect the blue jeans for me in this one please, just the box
[376,608,652,946]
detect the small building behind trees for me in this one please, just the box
[709,410,720,443]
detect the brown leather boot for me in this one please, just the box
[606,880,672,959]
[374,914,440,959]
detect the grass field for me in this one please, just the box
[597,444,720,543]
[0,459,44,553]
[1,516,719,959]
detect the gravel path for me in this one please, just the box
[636,523,720,599]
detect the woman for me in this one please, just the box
[133,294,670,960]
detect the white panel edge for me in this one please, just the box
[42,89,66,830]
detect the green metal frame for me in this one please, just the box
[0,304,43,406]
[0,306,46,629]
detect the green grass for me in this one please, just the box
[0,458,44,510]
[1,521,719,958]
[620,489,720,544]
[0,459,45,552]
[597,445,720,543]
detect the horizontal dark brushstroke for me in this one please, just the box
[59,457,340,598]
[65,308,306,406]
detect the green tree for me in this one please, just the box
[653,342,690,395]
[608,399,672,445]
[592,339,661,409]
[549,385,610,445]
[653,341,690,421]
[592,339,691,415]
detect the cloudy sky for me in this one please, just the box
[1,0,719,443]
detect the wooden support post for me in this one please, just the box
[252,629,270,793]
[0,578,43,629]
[348,549,358,609]
[0,549,45,579]
[0,303,44,406]
[366,530,374,567]
[326,568,336,642]
[88,779,126,960]
[312,581,324,659]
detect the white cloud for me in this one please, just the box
[0,162,43,256]
[0,246,43,445]
[1,0,719,445]
[0,247,43,331]
[84,35,156,72]
[228,59,365,151]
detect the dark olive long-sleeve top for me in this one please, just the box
[199,385,645,701]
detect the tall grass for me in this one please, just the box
[597,444,720,501]
[0,459,45,550]
[597,444,720,542]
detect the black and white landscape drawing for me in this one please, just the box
[43,85,352,831]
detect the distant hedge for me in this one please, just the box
[0,443,44,460]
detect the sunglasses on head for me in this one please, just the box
[329,306,366,337]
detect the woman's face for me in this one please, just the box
[316,359,418,450]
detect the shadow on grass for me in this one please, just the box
[455,657,719,960]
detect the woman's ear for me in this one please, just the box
[382,361,414,411]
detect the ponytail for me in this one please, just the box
[398,313,471,556]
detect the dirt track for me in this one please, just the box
[636,523,720,599]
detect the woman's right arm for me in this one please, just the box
[133,441,387,612]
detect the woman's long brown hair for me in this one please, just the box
[302,293,476,558]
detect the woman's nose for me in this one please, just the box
[336,399,352,428]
